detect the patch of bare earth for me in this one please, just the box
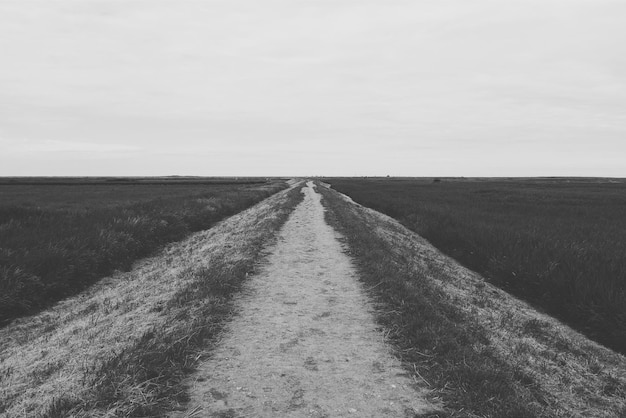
[172,182,439,417]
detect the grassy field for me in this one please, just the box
[0,177,286,325]
[0,183,305,417]
[316,181,626,417]
[323,177,626,354]
[0,176,270,209]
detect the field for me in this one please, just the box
[0,177,286,325]
[0,184,304,417]
[323,177,626,354]
[1,180,624,417]
[316,181,626,417]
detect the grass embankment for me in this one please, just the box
[0,179,286,325]
[324,178,626,354]
[316,182,626,418]
[0,182,305,417]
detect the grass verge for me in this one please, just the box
[323,178,626,354]
[316,182,626,418]
[0,180,286,326]
[0,182,304,417]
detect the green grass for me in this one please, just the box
[323,178,626,355]
[0,178,287,325]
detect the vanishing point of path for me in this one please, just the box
[173,182,435,417]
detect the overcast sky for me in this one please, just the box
[1,0,625,176]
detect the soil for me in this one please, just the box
[172,182,437,417]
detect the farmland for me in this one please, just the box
[0,177,286,325]
[1,179,625,417]
[316,180,626,417]
[0,183,304,417]
[323,177,626,354]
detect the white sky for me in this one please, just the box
[1,0,625,176]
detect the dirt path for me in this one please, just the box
[173,182,436,417]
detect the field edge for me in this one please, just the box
[315,181,626,418]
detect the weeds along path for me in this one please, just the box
[317,182,626,417]
[172,182,437,418]
[0,183,302,417]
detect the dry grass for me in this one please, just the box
[324,177,626,353]
[0,182,304,417]
[316,181,626,417]
[0,179,286,324]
